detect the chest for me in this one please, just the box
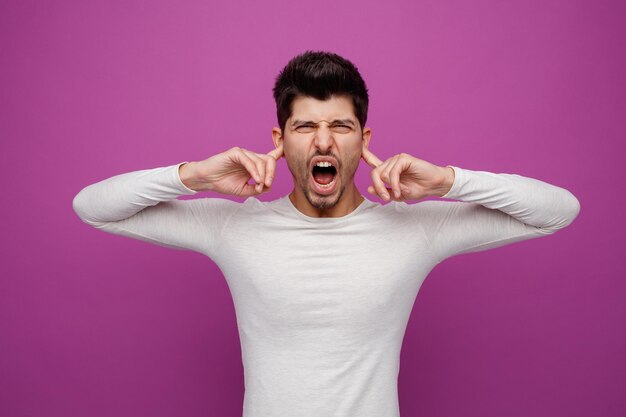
[213,216,436,327]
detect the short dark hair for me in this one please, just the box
[272,50,369,132]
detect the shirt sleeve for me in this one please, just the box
[71,162,240,256]
[413,165,581,264]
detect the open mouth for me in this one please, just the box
[312,161,337,187]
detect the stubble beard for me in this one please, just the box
[288,153,359,211]
[302,172,346,210]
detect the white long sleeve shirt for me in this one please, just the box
[72,163,580,417]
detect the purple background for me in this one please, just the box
[1,0,624,416]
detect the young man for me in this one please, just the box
[73,51,580,417]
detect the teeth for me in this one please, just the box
[315,161,334,168]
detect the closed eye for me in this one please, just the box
[330,124,353,133]
[294,124,316,133]
[293,123,354,134]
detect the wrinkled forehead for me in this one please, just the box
[288,95,358,125]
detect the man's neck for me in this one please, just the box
[288,186,365,218]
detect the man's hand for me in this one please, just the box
[179,145,284,196]
[361,146,455,202]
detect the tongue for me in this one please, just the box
[313,171,334,185]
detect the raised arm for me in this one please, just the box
[414,166,581,263]
[361,146,581,263]
[72,145,284,255]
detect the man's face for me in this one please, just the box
[273,95,371,211]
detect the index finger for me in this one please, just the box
[267,143,284,160]
[361,146,383,168]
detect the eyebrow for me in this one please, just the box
[290,119,356,127]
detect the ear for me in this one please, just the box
[361,127,372,149]
[272,127,283,149]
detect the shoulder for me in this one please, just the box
[173,196,243,211]
[227,196,290,220]
[372,199,462,221]
[366,199,438,214]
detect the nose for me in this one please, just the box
[313,122,335,153]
